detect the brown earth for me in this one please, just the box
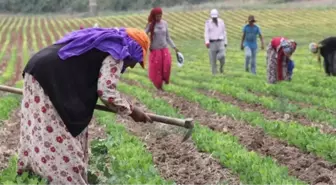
[123,78,336,185]
[0,108,107,171]
[115,94,240,185]
[199,89,336,135]
[0,102,240,185]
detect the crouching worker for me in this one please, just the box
[266,36,297,84]
[17,27,153,184]
[309,37,336,76]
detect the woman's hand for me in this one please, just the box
[129,106,153,123]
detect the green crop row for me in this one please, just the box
[115,82,306,184]
[152,66,336,128]
[0,155,47,185]
[122,72,336,163]
[167,40,336,111]
[90,109,172,184]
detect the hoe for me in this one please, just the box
[0,85,194,142]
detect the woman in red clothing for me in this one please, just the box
[145,7,179,91]
[266,37,297,84]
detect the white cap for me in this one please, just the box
[210,9,218,18]
[93,23,99,28]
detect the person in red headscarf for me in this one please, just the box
[266,36,297,84]
[145,7,179,91]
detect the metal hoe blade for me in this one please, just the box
[181,118,194,142]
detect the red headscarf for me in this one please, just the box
[148,7,162,41]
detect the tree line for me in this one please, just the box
[0,0,217,13]
[0,0,299,14]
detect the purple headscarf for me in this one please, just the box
[54,27,143,73]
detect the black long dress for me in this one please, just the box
[319,37,336,76]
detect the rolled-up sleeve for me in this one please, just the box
[97,55,133,116]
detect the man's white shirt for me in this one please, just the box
[204,18,228,45]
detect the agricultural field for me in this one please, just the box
[0,6,336,185]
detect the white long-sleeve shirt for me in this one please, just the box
[204,18,228,45]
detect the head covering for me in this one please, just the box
[125,28,150,68]
[248,15,256,22]
[281,39,297,55]
[309,42,322,65]
[210,9,218,18]
[148,7,163,41]
[309,42,318,53]
[54,27,148,72]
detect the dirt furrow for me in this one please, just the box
[251,90,336,115]
[0,107,107,171]
[40,18,52,45]
[115,94,240,185]
[7,23,24,86]
[200,89,336,135]
[34,18,44,49]
[123,79,336,185]
[0,32,16,75]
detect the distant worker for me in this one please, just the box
[79,25,84,29]
[266,37,297,84]
[204,9,228,75]
[145,7,179,91]
[240,15,264,75]
[309,37,336,76]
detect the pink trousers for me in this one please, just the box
[148,48,172,90]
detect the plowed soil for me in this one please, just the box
[115,94,240,185]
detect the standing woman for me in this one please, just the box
[266,36,297,84]
[145,7,179,91]
[17,27,152,184]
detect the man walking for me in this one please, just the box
[204,9,228,75]
[241,15,264,75]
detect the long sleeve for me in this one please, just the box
[204,21,209,44]
[97,55,133,116]
[223,20,228,45]
[165,22,176,49]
